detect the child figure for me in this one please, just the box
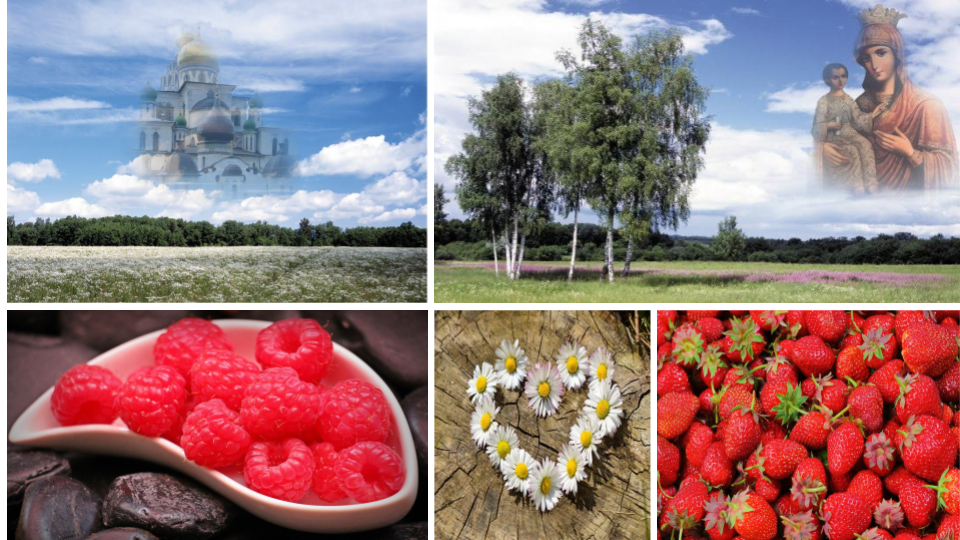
[813,63,884,194]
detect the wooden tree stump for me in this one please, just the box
[435,311,650,540]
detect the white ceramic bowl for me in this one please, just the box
[8,319,419,533]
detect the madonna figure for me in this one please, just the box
[820,4,958,192]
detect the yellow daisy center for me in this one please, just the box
[566,356,579,374]
[597,363,608,380]
[540,476,551,494]
[597,399,610,420]
[497,440,510,459]
[580,430,592,447]
[538,381,550,398]
[516,462,528,479]
[480,413,492,431]
[505,357,516,373]
[566,458,577,478]
[476,376,487,393]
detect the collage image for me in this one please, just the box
[4,1,959,540]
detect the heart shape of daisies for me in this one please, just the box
[465,339,625,512]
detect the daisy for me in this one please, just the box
[467,362,498,404]
[500,448,537,493]
[529,457,563,512]
[569,414,602,466]
[485,424,519,468]
[555,341,588,390]
[470,396,500,447]
[524,362,564,417]
[557,444,587,495]
[494,339,529,390]
[588,347,616,391]
[584,380,624,438]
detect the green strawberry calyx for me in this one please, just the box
[672,325,705,368]
[771,383,808,425]
[724,317,766,362]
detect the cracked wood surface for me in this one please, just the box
[435,311,651,540]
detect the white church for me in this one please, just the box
[135,25,297,183]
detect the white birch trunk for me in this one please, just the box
[621,238,633,278]
[516,233,526,280]
[510,215,520,280]
[567,207,579,282]
[605,210,615,284]
[491,226,499,277]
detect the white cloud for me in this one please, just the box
[765,82,832,114]
[27,56,48,64]
[361,172,425,205]
[7,96,110,112]
[34,197,108,219]
[157,189,218,219]
[210,189,340,224]
[234,78,306,93]
[116,156,151,176]
[84,174,176,205]
[349,86,362,93]
[297,129,426,177]
[361,207,418,223]
[731,7,761,16]
[7,183,42,214]
[400,86,412,97]
[7,159,61,183]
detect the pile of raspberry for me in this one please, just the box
[51,317,405,504]
[656,310,960,540]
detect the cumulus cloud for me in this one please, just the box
[362,207,418,223]
[234,78,306,93]
[7,183,42,214]
[27,56,48,64]
[84,174,175,206]
[297,130,426,177]
[731,7,761,16]
[7,159,61,183]
[8,96,110,112]
[210,189,340,224]
[361,172,425,205]
[34,197,108,219]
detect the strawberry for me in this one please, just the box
[792,336,837,377]
[704,491,737,540]
[929,468,960,516]
[869,360,906,404]
[822,492,871,540]
[719,385,756,421]
[860,528,894,540]
[657,392,700,439]
[725,408,763,462]
[847,470,884,512]
[681,421,715,468]
[700,388,717,414]
[672,324,705,369]
[811,376,849,415]
[766,382,807,426]
[864,313,896,335]
[863,432,896,477]
[657,310,677,346]
[885,466,920,496]
[939,515,960,540]
[873,499,905,532]
[658,362,691,396]
[859,327,898,369]
[777,491,805,517]
[806,311,849,344]
[659,435,681,487]
[787,311,809,338]
[899,415,958,482]
[751,310,786,333]
[727,490,778,540]
[899,477,938,528]
[937,362,960,404]
[791,457,828,510]
[662,477,708,533]
[755,439,807,480]
[836,346,870,383]
[790,410,832,450]
[895,374,942,423]
[697,317,727,343]
[828,422,864,476]
[848,385,884,433]
[699,343,729,390]
[901,323,958,378]
[687,310,721,322]
[782,510,822,540]
[894,311,936,342]
[702,441,735,488]
[752,475,781,503]
[765,349,799,386]
[721,317,767,363]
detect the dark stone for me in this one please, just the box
[400,386,428,472]
[16,476,102,540]
[8,311,60,335]
[85,527,160,540]
[360,521,428,540]
[8,448,71,505]
[338,311,427,389]
[7,333,101,429]
[60,311,192,352]
[102,473,236,539]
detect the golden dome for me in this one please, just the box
[177,39,218,68]
[176,29,195,49]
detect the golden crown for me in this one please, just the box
[858,4,907,27]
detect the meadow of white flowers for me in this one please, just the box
[8,246,427,303]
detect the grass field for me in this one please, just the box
[9,246,427,303]
[435,260,960,302]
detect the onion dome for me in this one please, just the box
[177,38,218,68]
[197,99,234,143]
[162,151,199,178]
[191,91,228,112]
[248,92,264,109]
[174,114,187,127]
[262,153,297,178]
[222,164,243,177]
[140,81,158,102]
[243,117,256,130]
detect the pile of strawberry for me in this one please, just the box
[657,310,960,540]
[50,318,405,505]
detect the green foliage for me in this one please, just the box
[434,184,449,224]
[6,215,426,248]
[712,216,747,261]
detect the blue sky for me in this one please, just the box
[7,0,426,227]
[435,0,960,239]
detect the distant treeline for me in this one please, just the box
[436,219,960,265]
[7,215,426,248]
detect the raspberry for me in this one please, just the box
[182,399,252,468]
[255,319,333,384]
[240,367,320,439]
[243,438,315,502]
[335,441,405,503]
[310,442,347,502]
[50,365,122,426]
[115,365,187,437]
[154,318,233,378]
[317,379,391,450]
[162,393,201,445]
[190,350,261,411]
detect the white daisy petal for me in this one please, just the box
[557,444,587,495]
[467,362,498,404]
[500,448,537,493]
[584,380,624,438]
[494,339,529,390]
[587,348,616,392]
[485,424,519,468]
[470,396,501,447]
[555,341,588,391]
[569,414,603,466]
[529,457,563,512]
[524,363,564,417]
